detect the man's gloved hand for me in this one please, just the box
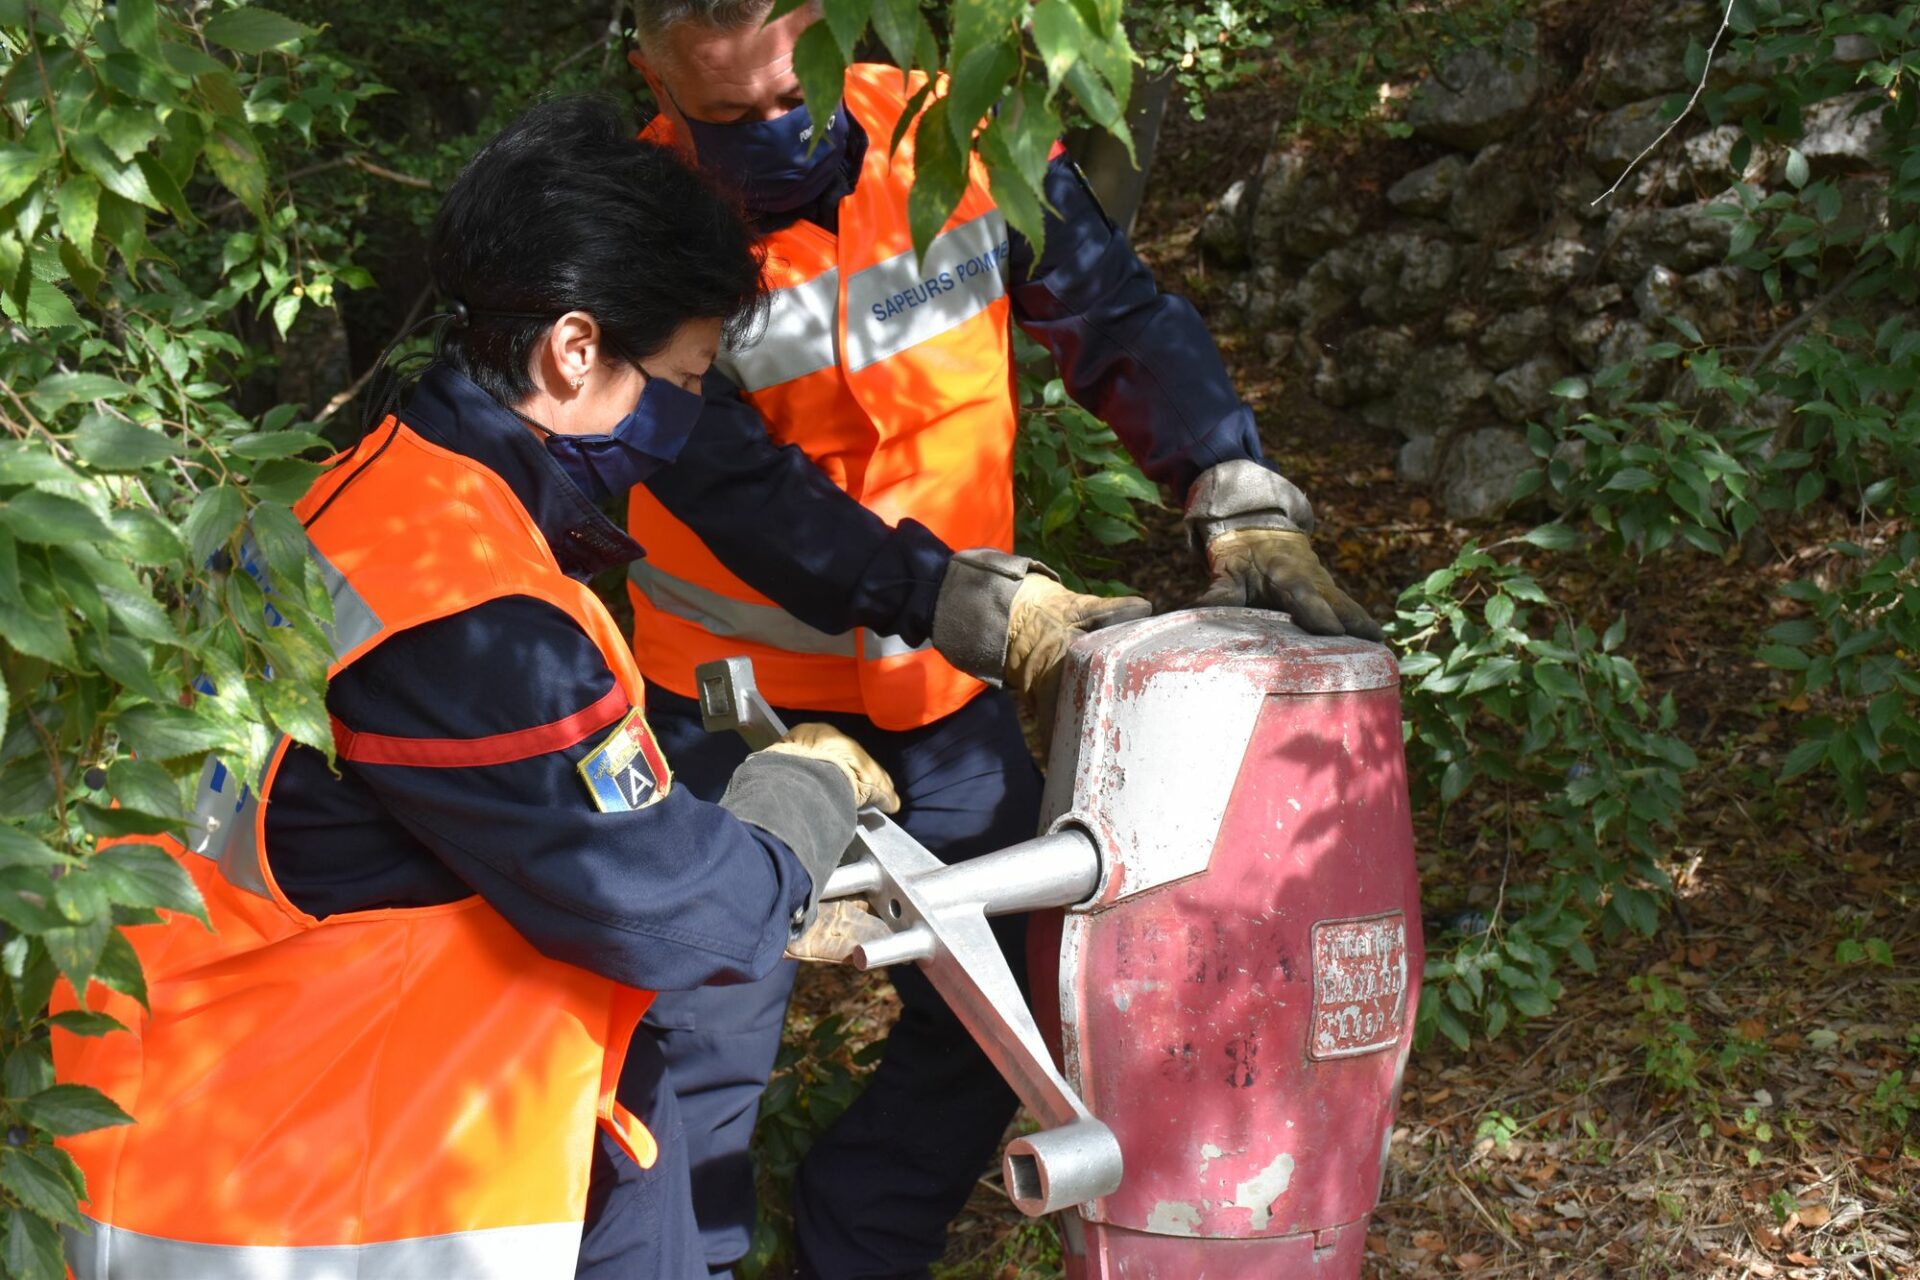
[1185,460,1383,642]
[787,899,893,964]
[1198,528,1382,639]
[930,548,1151,748]
[1004,573,1152,742]
[761,723,901,813]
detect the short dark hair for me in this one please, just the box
[430,94,765,404]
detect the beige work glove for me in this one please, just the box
[1005,574,1152,743]
[787,899,894,964]
[1198,528,1383,640]
[761,722,901,814]
[1185,459,1383,641]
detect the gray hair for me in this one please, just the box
[631,0,811,51]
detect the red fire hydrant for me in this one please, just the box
[698,607,1420,1277]
[1035,608,1421,1277]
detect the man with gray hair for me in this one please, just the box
[621,3,1382,1276]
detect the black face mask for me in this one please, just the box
[519,374,703,503]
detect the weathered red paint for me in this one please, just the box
[1037,610,1422,1279]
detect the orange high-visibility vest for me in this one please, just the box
[52,418,660,1280]
[628,65,1016,730]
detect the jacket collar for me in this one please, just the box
[399,363,646,580]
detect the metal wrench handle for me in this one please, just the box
[690,657,1124,1216]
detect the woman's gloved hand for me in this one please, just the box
[762,722,900,813]
[1198,527,1382,640]
[787,899,893,964]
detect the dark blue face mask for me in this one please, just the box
[527,375,703,504]
[680,99,850,213]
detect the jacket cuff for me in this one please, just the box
[929,548,1057,685]
[719,753,855,935]
[1182,459,1316,550]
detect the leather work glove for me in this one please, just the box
[1198,528,1382,639]
[930,548,1151,749]
[786,899,893,964]
[761,723,901,814]
[1185,460,1383,642]
[1005,573,1153,744]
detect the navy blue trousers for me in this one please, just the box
[578,1032,706,1279]
[642,686,1043,1279]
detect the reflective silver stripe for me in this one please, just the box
[65,1216,582,1280]
[183,753,273,899]
[631,561,856,657]
[862,629,930,659]
[716,268,840,392]
[311,539,383,660]
[631,561,927,663]
[843,211,1009,372]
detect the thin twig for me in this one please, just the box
[347,155,432,190]
[1749,255,1876,377]
[1591,0,1737,207]
[312,284,433,426]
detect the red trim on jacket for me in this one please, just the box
[331,684,630,769]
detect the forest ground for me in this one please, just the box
[778,83,1920,1280]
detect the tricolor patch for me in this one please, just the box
[578,707,674,813]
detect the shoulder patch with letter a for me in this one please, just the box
[578,706,674,813]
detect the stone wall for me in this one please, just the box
[1197,5,1890,519]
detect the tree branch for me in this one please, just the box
[312,284,434,426]
[1591,0,1737,207]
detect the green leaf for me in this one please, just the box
[115,704,226,762]
[91,844,207,921]
[1784,148,1809,189]
[54,176,100,264]
[18,1084,134,1140]
[868,0,925,67]
[1779,736,1828,780]
[69,135,162,212]
[229,429,327,460]
[1602,467,1658,493]
[94,929,148,1008]
[181,483,245,566]
[104,758,188,822]
[135,153,195,225]
[1485,594,1515,631]
[47,1009,126,1038]
[4,1206,66,1280]
[108,507,186,566]
[74,415,180,470]
[946,37,1019,150]
[0,145,53,208]
[204,6,315,54]
[41,913,111,996]
[907,99,968,264]
[0,492,117,545]
[791,21,847,155]
[260,673,331,756]
[0,828,62,871]
[822,0,870,59]
[1519,523,1580,551]
[203,118,267,219]
[0,444,76,485]
[950,0,1023,57]
[29,372,135,413]
[1550,376,1590,399]
[1030,0,1089,92]
[271,292,301,339]
[115,0,163,59]
[53,870,110,924]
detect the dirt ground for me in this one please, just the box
[774,79,1920,1280]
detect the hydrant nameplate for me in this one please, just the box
[1309,911,1410,1060]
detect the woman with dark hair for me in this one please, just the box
[53,96,892,1280]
